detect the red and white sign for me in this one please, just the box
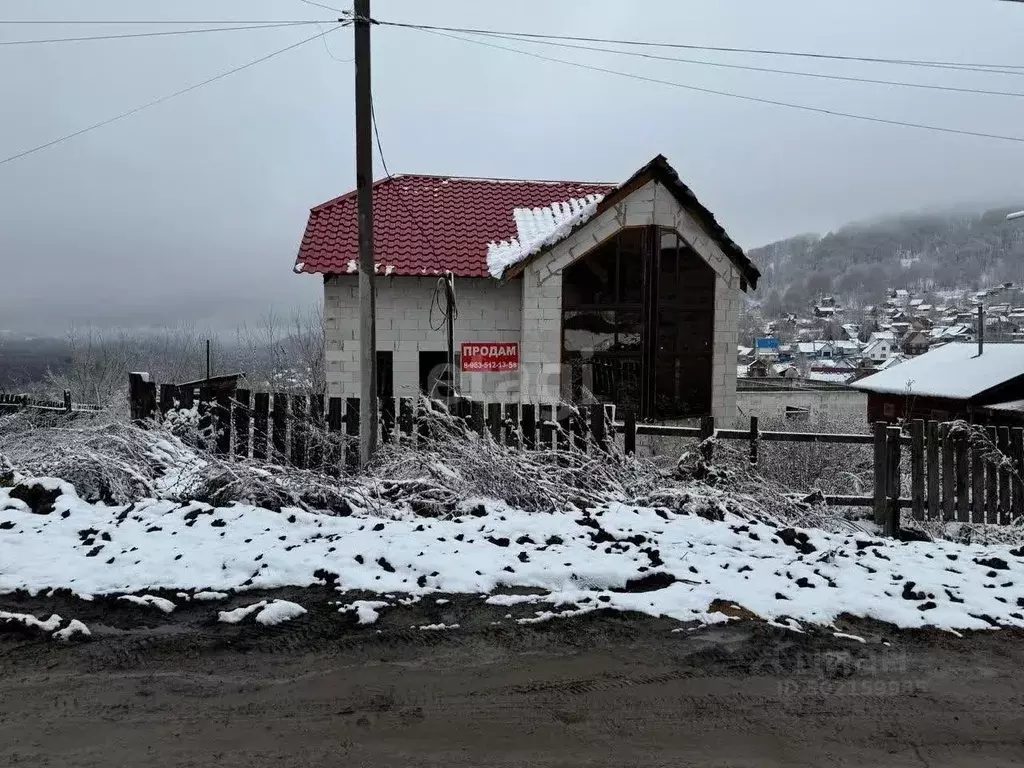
[460,342,519,372]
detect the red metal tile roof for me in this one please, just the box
[295,175,616,278]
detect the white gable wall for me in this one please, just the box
[521,180,741,423]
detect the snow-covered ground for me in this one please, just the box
[3,479,1024,633]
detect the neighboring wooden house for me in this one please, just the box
[901,330,930,356]
[851,342,1024,424]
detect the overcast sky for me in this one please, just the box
[2,0,1024,334]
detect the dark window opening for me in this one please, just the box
[563,226,715,420]
[419,351,455,399]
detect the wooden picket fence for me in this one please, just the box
[0,391,103,414]
[614,415,1024,535]
[128,375,617,472]
[129,375,1023,535]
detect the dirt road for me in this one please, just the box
[1,588,1023,767]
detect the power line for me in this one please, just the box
[377,19,1024,75]
[0,21,334,46]
[465,30,1024,98]
[407,27,1024,145]
[0,19,337,24]
[0,25,344,167]
[297,0,348,12]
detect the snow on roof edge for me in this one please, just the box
[486,194,604,279]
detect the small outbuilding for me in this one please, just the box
[850,342,1024,423]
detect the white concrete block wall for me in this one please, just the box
[325,275,523,401]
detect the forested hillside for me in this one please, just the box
[748,206,1024,315]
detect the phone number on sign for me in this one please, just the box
[463,361,518,372]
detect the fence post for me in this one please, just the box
[873,421,888,526]
[749,416,759,466]
[911,420,925,521]
[940,422,954,521]
[699,416,715,462]
[623,409,637,457]
[159,384,178,418]
[885,425,902,538]
[63,390,72,413]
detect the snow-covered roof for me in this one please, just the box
[851,342,1024,399]
[985,399,1024,413]
[486,194,604,278]
[737,346,753,357]
[870,331,896,342]
[806,371,853,384]
[909,298,924,306]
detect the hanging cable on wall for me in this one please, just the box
[429,271,458,397]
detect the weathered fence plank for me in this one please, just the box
[538,404,554,450]
[885,425,902,537]
[214,392,231,456]
[986,426,999,524]
[998,426,1012,524]
[521,404,537,451]
[873,421,888,526]
[487,402,502,444]
[470,400,486,437]
[378,396,395,445]
[271,393,287,461]
[327,396,343,472]
[955,430,969,523]
[308,394,325,469]
[159,384,178,417]
[398,397,414,442]
[290,395,307,469]
[233,389,251,460]
[749,416,759,466]
[589,405,607,453]
[504,403,520,448]
[941,422,954,521]
[252,392,269,460]
[972,437,985,524]
[623,409,637,456]
[1011,427,1024,523]
[925,421,939,520]
[198,386,213,452]
[345,397,360,470]
[911,419,925,521]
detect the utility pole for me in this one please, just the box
[354,0,378,466]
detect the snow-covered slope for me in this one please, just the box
[3,481,1024,632]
